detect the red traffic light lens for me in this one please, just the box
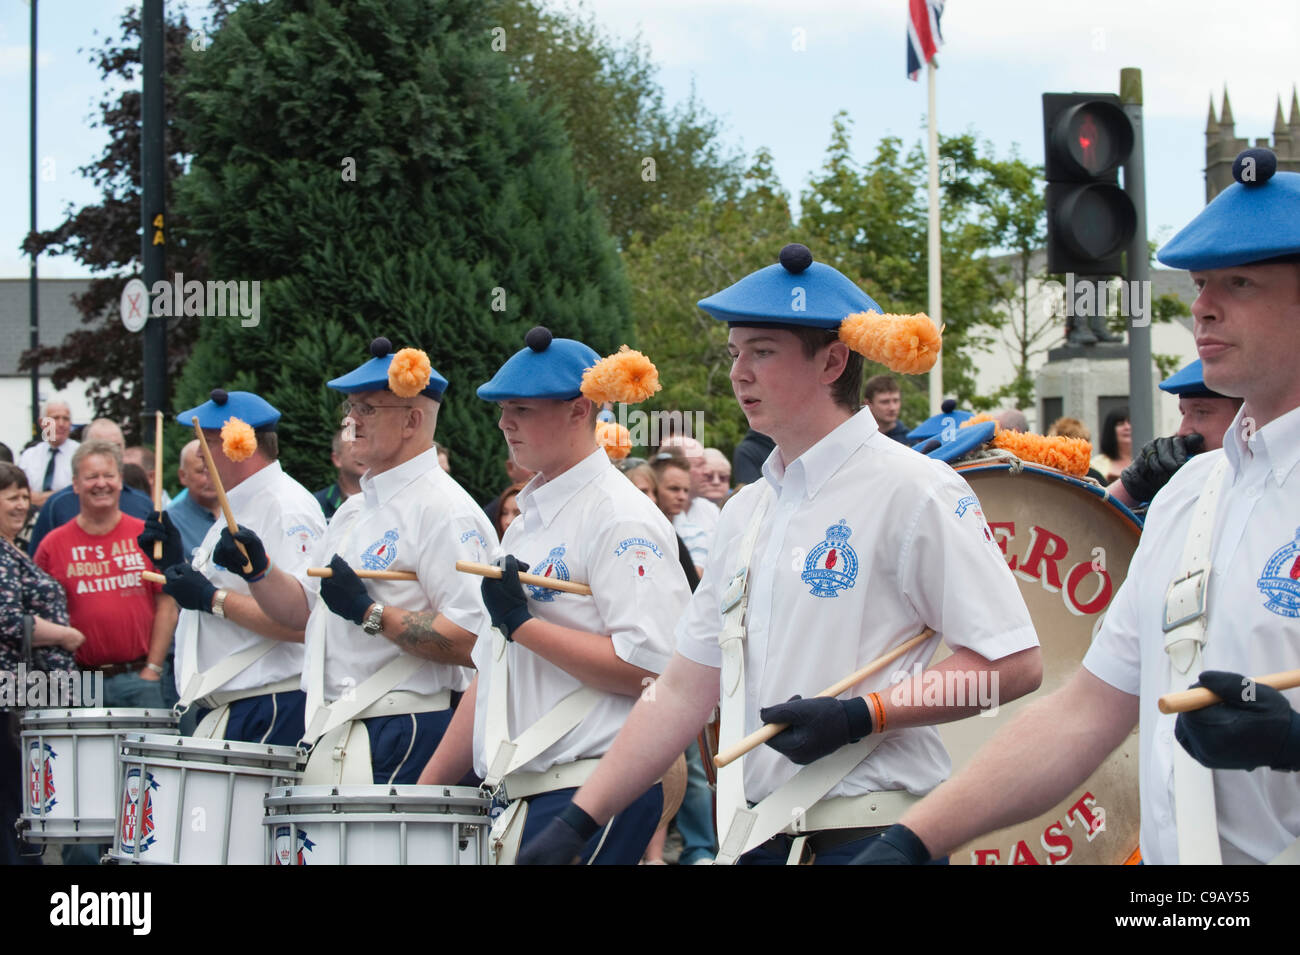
[1052,100,1134,179]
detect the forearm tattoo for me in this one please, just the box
[392,610,455,658]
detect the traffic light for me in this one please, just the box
[1042,93,1137,275]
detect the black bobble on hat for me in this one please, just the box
[525,326,553,352]
[1233,148,1277,187]
[941,398,956,413]
[210,388,229,405]
[779,243,813,275]
[369,337,393,358]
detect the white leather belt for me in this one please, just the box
[792,791,920,834]
[500,758,602,800]
[198,675,302,710]
[345,688,452,722]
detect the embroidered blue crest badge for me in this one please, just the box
[1257,527,1300,619]
[526,545,570,602]
[361,530,399,571]
[802,519,859,598]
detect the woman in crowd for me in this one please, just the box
[0,463,83,865]
[1090,407,1132,483]
[491,482,526,540]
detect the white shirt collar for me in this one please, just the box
[760,409,880,501]
[360,447,440,508]
[517,448,609,529]
[1223,403,1300,483]
[226,460,283,510]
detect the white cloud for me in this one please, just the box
[0,45,53,74]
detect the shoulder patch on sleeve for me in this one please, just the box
[284,523,319,554]
[614,536,665,583]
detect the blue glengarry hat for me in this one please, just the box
[1158,359,1228,400]
[697,244,883,327]
[178,389,280,430]
[327,337,448,400]
[907,398,973,442]
[1158,149,1300,270]
[478,327,602,401]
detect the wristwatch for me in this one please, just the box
[145,662,164,675]
[362,603,385,636]
[212,589,229,618]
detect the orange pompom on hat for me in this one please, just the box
[595,420,633,460]
[220,417,258,462]
[581,345,661,406]
[992,430,1092,478]
[839,311,943,376]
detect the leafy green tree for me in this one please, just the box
[623,149,793,456]
[489,0,742,249]
[172,0,631,500]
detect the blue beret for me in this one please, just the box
[1158,358,1228,400]
[177,388,281,430]
[327,337,448,400]
[698,244,882,328]
[1158,149,1300,270]
[907,398,973,442]
[477,326,602,401]
[927,421,996,464]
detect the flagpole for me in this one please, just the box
[926,58,942,415]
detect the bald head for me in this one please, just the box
[177,438,219,511]
[84,418,126,449]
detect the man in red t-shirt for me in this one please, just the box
[35,439,175,709]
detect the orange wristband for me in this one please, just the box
[868,691,886,733]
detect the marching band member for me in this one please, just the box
[418,327,691,864]
[241,338,496,783]
[516,245,1042,865]
[855,148,1300,866]
[139,389,324,745]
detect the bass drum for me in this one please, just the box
[936,462,1143,865]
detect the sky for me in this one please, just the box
[1,0,1297,279]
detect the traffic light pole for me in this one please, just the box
[1120,68,1153,450]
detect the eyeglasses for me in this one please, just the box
[701,471,730,483]
[339,400,409,418]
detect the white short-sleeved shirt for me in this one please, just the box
[1083,405,1300,864]
[176,461,324,693]
[471,449,689,778]
[20,439,78,494]
[301,448,496,702]
[673,497,719,568]
[676,409,1039,804]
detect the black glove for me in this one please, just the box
[1175,670,1300,772]
[213,526,271,581]
[851,823,932,865]
[137,510,183,571]
[482,555,532,640]
[320,554,374,626]
[760,694,873,765]
[163,563,219,613]
[1120,434,1204,504]
[516,802,599,865]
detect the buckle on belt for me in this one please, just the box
[1163,568,1209,632]
[721,567,748,614]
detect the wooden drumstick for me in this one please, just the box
[308,567,418,581]
[143,570,165,584]
[713,628,936,769]
[191,416,252,574]
[152,410,164,560]
[1157,669,1300,714]
[455,559,593,596]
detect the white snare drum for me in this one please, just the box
[938,462,1143,865]
[109,734,304,865]
[19,708,178,844]
[263,785,491,865]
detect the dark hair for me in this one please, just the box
[788,327,863,412]
[862,374,901,401]
[650,452,690,481]
[121,462,152,495]
[0,442,12,464]
[256,431,279,461]
[492,482,526,539]
[0,462,28,492]
[1100,407,1130,460]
